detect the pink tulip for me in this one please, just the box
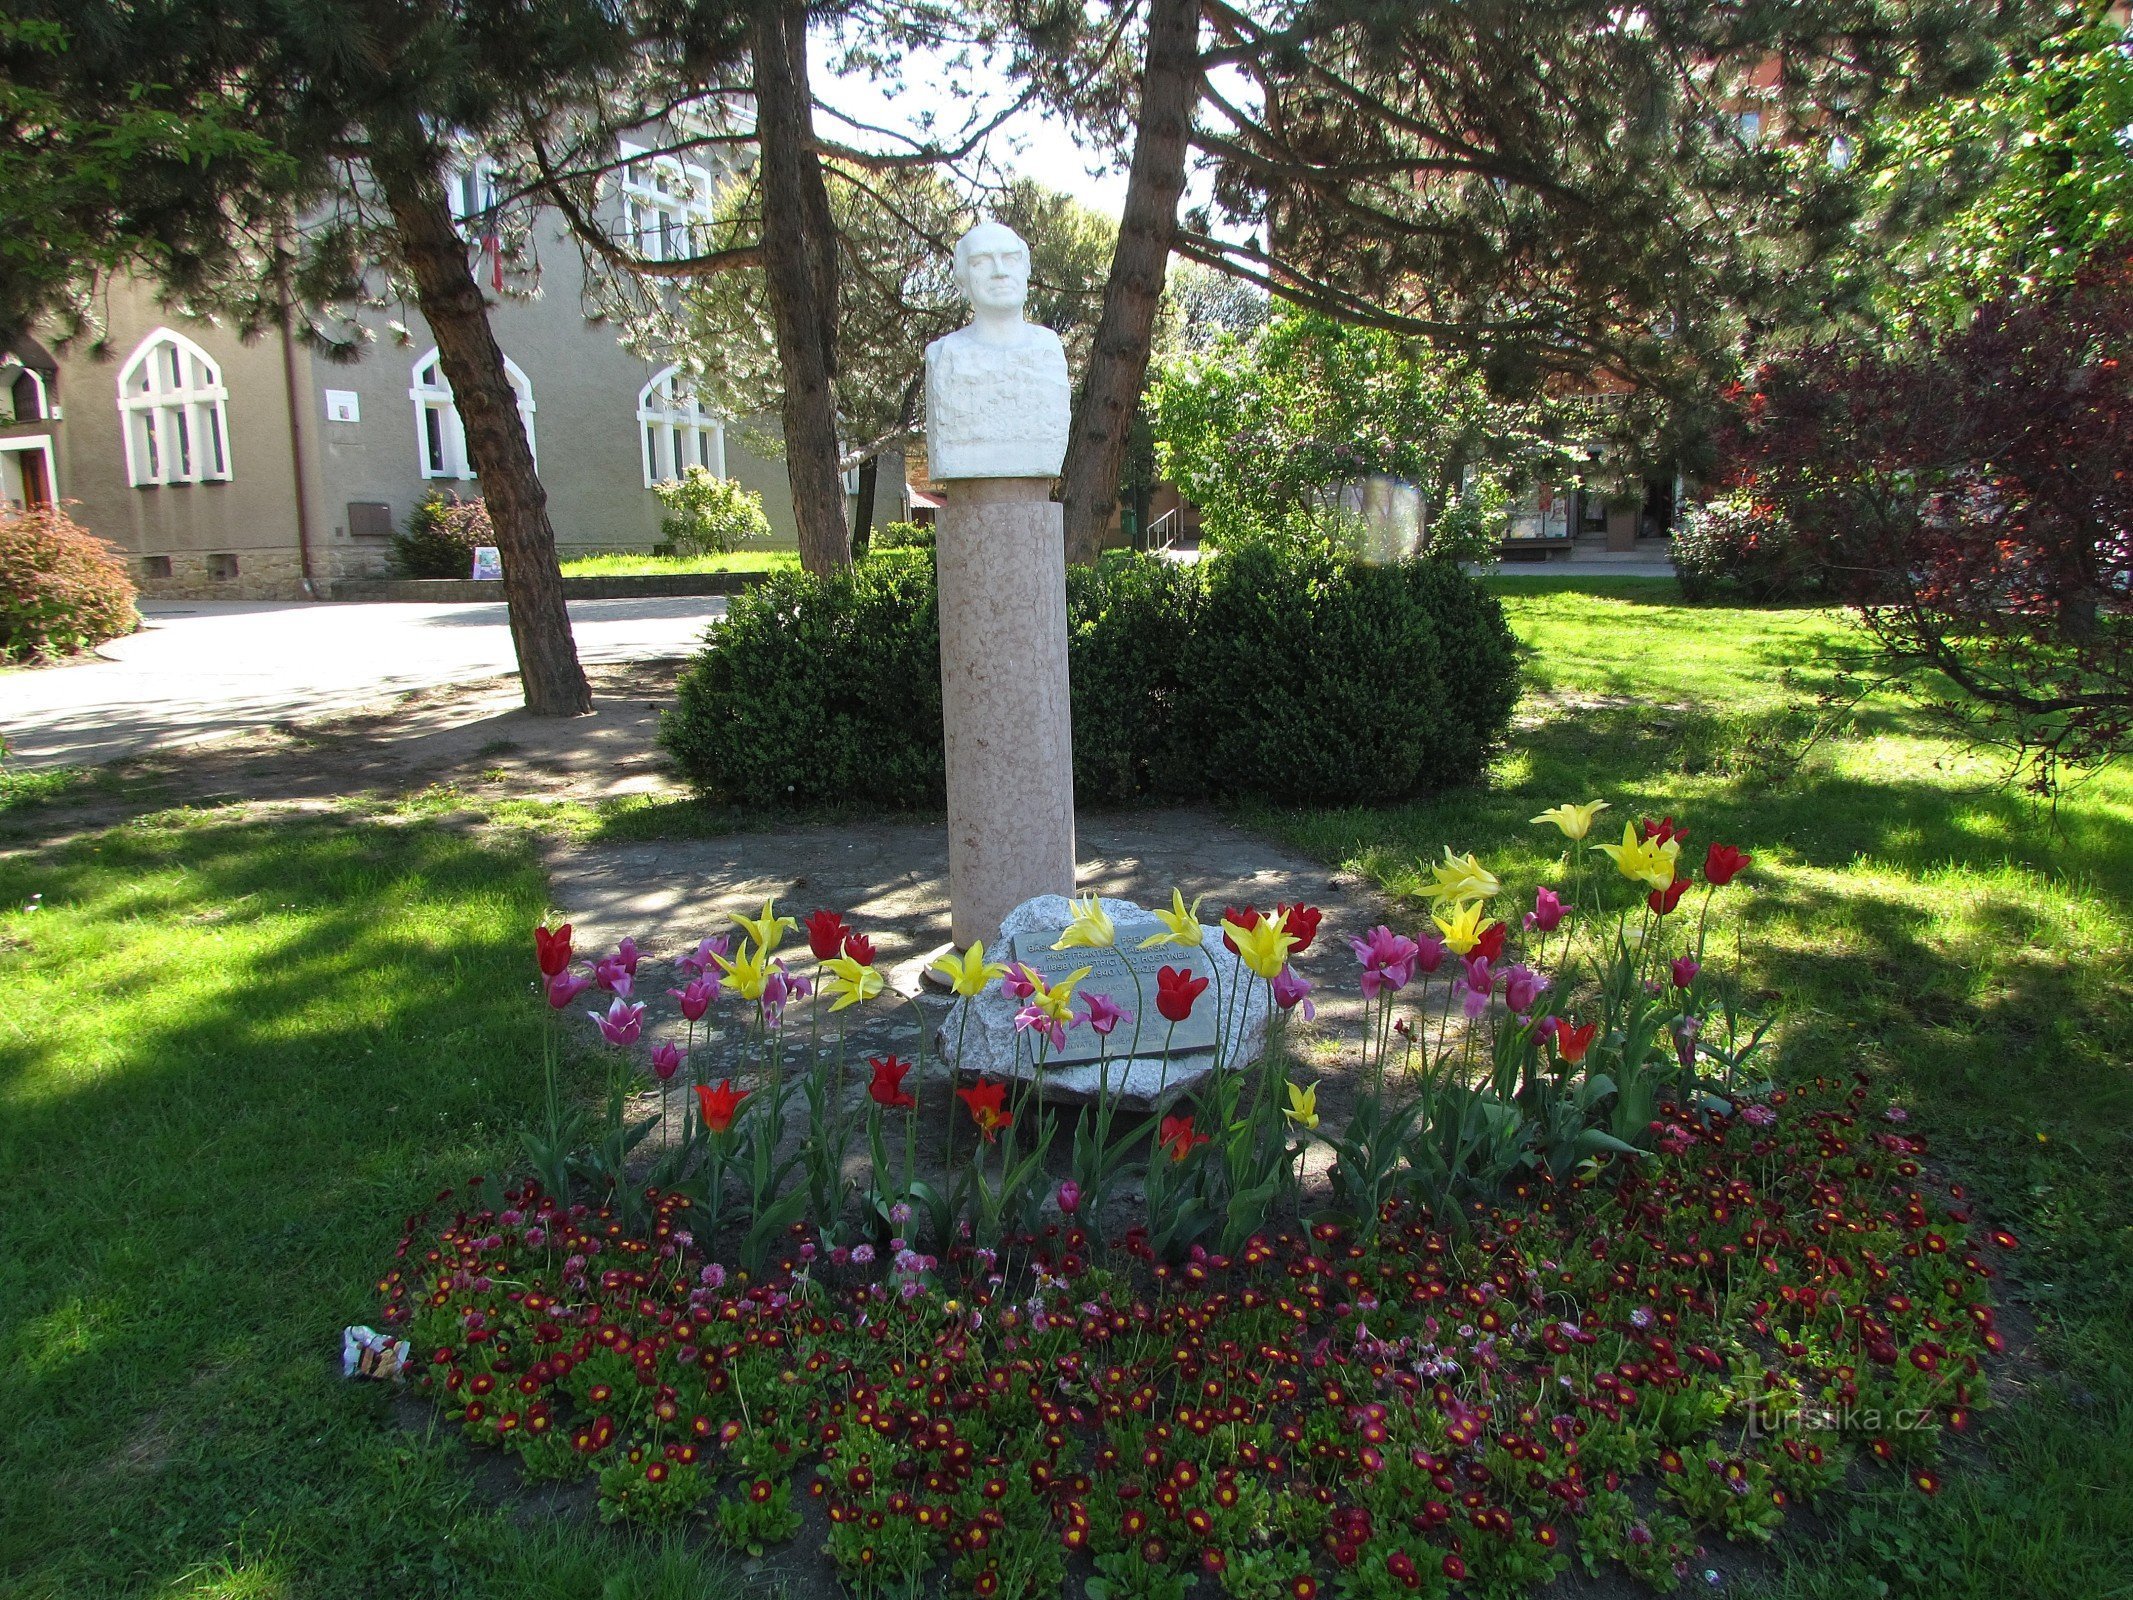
[1080,992,1130,1036]
[1013,1004,1067,1052]
[545,971,594,1010]
[1350,926,1420,998]
[1413,932,1448,975]
[593,955,634,997]
[1272,964,1316,1021]
[1504,964,1547,1016]
[668,977,719,1020]
[650,1042,683,1081]
[614,937,641,974]
[589,997,646,1046]
[1003,964,1039,1002]
[1524,887,1566,933]
[1057,1180,1082,1215]
[1460,955,1496,1020]
[676,935,730,978]
[1671,956,1701,989]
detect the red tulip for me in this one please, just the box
[1553,1018,1598,1064]
[867,1055,915,1109]
[1220,905,1260,955]
[1648,875,1691,915]
[695,1079,749,1134]
[1275,903,1323,955]
[534,923,573,977]
[1158,1113,1208,1163]
[1640,815,1689,846]
[842,931,877,967]
[804,910,850,961]
[1703,842,1751,886]
[1156,965,1210,1023]
[1472,919,1508,963]
[956,1080,1012,1142]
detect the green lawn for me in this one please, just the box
[556,549,798,577]
[1261,578,2133,1598]
[0,815,732,1598]
[1,578,2127,1597]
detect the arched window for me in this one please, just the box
[3,356,49,423]
[637,365,725,487]
[409,348,535,480]
[116,329,232,487]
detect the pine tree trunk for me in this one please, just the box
[1058,0,1201,566]
[851,455,879,554]
[751,0,851,574]
[374,144,591,716]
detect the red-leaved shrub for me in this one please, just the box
[0,504,139,661]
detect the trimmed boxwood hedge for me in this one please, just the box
[661,543,1517,808]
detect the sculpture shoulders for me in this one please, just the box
[925,321,1072,481]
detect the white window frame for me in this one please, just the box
[115,328,233,487]
[410,348,536,481]
[616,140,719,264]
[3,357,49,423]
[446,156,501,239]
[636,365,726,487]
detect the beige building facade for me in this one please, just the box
[1,177,809,600]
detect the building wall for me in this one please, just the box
[298,216,804,590]
[27,219,805,600]
[28,279,314,598]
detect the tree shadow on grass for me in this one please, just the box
[0,814,594,1595]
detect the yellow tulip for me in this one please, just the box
[821,954,884,1012]
[1531,799,1610,841]
[1136,888,1206,950]
[1425,848,1500,907]
[1052,894,1116,951]
[1224,911,1297,980]
[1595,821,1680,893]
[1284,1082,1320,1131]
[713,942,772,1001]
[1028,965,1093,1025]
[1433,899,1487,956]
[730,899,797,956]
[929,940,1009,999]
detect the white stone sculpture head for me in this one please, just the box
[953,221,1032,320]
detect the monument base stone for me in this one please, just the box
[935,894,1271,1109]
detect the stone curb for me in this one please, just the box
[325,570,778,603]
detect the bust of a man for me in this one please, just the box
[924,221,1072,480]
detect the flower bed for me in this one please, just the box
[377,805,2012,1596]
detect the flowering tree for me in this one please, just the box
[1150,310,1580,549]
[1723,256,2133,780]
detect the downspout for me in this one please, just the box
[274,246,320,600]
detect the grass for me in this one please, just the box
[0,813,735,1598]
[556,549,799,577]
[1259,577,2133,1598]
[2,576,2128,1597]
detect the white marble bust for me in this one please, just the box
[924,222,1072,480]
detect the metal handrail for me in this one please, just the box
[1146,507,1181,551]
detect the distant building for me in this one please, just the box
[0,149,827,599]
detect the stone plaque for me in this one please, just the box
[1008,931,1218,1070]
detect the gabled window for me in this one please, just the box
[637,365,725,486]
[410,348,536,480]
[616,141,719,264]
[116,329,232,487]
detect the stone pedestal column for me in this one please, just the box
[936,477,1076,948]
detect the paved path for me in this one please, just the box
[0,597,729,768]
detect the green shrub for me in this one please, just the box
[0,505,138,660]
[1673,489,1822,603]
[662,557,946,807]
[664,543,1519,809]
[654,467,772,556]
[868,520,934,553]
[392,490,493,578]
[1177,539,1520,802]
